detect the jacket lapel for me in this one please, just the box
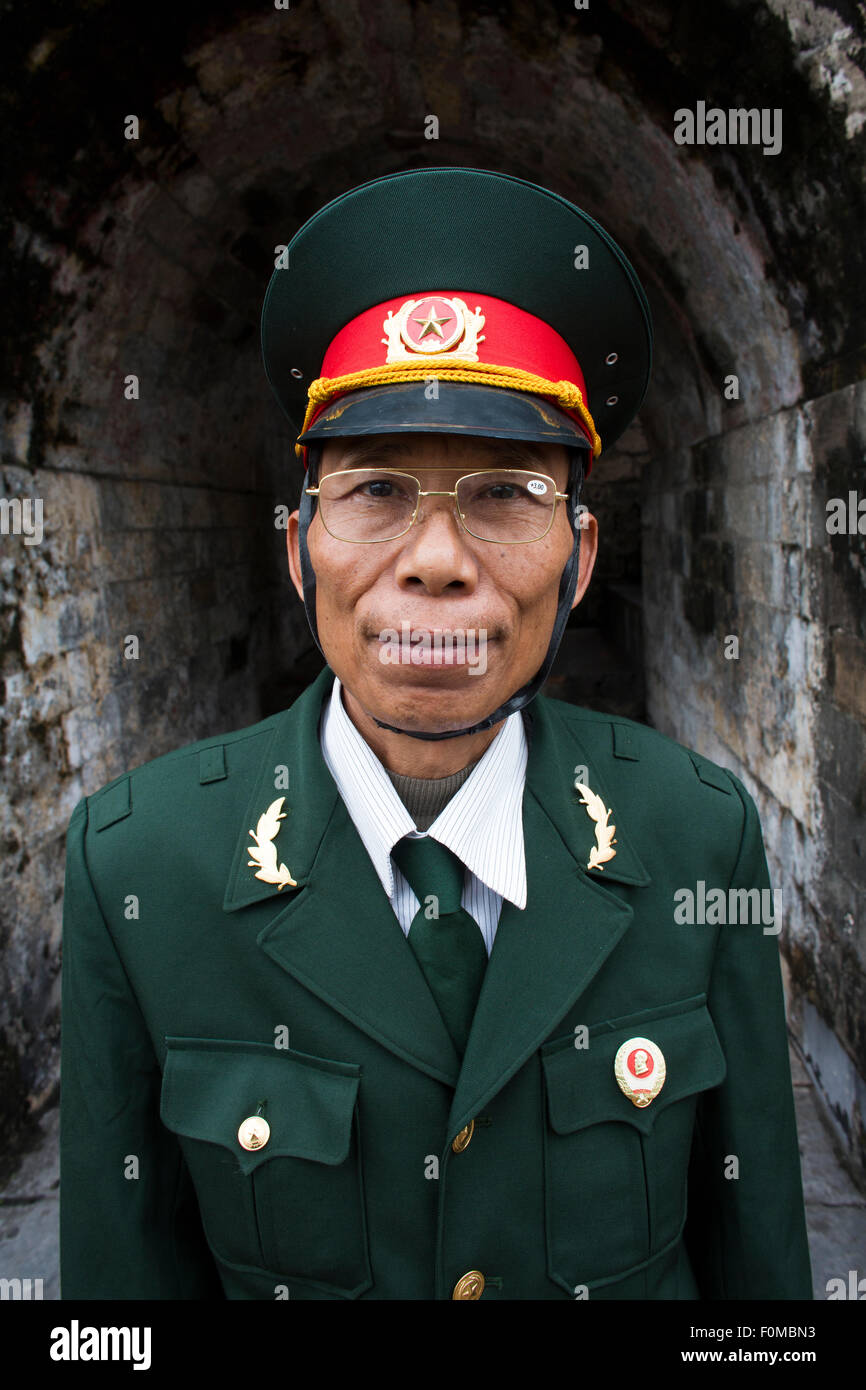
[223,668,460,1086]
[446,698,651,1136]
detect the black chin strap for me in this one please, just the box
[298,446,326,664]
[297,442,586,740]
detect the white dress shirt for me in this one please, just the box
[320,676,528,955]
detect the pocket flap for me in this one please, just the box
[161,1037,361,1175]
[541,998,726,1137]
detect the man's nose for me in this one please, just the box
[393,496,479,594]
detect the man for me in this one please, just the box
[60,168,812,1300]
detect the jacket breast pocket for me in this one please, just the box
[540,996,726,1294]
[160,1037,372,1297]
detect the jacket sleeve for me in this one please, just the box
[683,772,813,1299]
[60,796,224,1299]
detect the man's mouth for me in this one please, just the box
[407,640,476,667]
[371,621,495,674]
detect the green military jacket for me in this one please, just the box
[60,667,812,1300]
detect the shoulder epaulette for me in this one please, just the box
[91,777,132,831]
[688,752,732,794]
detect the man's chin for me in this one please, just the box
[357,665,508,736]
[369,706,494,737]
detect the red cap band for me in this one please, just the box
[303,290,595,447]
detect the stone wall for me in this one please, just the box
[644,381,866,1168]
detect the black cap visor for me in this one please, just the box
[297,381,593,450]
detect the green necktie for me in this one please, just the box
[392,835,487,1056]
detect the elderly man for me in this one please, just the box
[60,168,812,1300]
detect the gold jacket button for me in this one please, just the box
[452,1270,485,1300]
[237,1116,270,1151]
[451,1120,475,1153]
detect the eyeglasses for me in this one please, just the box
[305,468,569,544]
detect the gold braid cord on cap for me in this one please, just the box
[294,360,602,459]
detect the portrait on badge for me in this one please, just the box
[60,168,812,1301]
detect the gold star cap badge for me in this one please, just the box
[614,1037,666,1108]
[382,294,487,362]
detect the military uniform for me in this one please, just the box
[60,666,811,1299]
[60,169,812,1299]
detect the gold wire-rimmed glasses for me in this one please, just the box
[305,468,569,544]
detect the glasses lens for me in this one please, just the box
[457,470,556,542]
[317,469,418,541]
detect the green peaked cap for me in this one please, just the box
[261,166,653,460]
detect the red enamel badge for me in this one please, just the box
[614,1036,667,1108]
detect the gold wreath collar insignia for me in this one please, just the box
[574,780,617,872]
[247,796,297,891]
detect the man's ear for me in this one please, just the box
[286,510,304,601]
[571,509,598,610]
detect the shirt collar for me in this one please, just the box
[320,675,527,909]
